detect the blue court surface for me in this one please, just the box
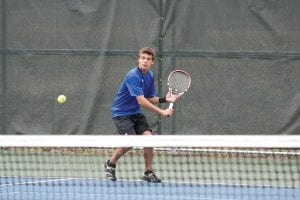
[1,177,299,200]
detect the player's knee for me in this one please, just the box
[142,130,152,136]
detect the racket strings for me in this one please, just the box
[169,73,190,93]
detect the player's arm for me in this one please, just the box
[146,91,181,105]
[146,96,159,104]
[136,95,173,116]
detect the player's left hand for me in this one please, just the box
[165,89,182,102]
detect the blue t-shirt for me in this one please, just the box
[111,67,156,117]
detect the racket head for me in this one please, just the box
[167,69,191,95]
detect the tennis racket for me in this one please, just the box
[167,69,191,109]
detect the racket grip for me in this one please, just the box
[169,103,174,109]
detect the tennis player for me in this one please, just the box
[105,47,180,183]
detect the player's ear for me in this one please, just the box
[151,57,155,64]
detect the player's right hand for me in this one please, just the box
[163,108,174,117]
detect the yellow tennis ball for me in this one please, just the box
[57,95,67,104]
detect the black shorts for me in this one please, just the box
[112,113,151,135]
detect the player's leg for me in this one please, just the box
[142,130,154,171]
[105,147,131,181]
[142,131,161,183]
[134,114,161,183]
[109,147,132,165]
[105,116,136,181]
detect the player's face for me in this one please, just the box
[138,53,154,73]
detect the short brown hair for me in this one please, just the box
[138,47,155,61]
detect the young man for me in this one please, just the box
[105,47,180,183]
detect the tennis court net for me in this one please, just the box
[0,135,300,200]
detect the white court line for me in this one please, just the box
[109,178,299,189]
[0,177,201,188]
[1,176,298,189]
[0,177,76,187]
[0,191,214,200]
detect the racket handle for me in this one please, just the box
[169,103,174,109]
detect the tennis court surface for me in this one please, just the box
[1,135,300,200]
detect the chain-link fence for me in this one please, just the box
[1,0,300,135]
